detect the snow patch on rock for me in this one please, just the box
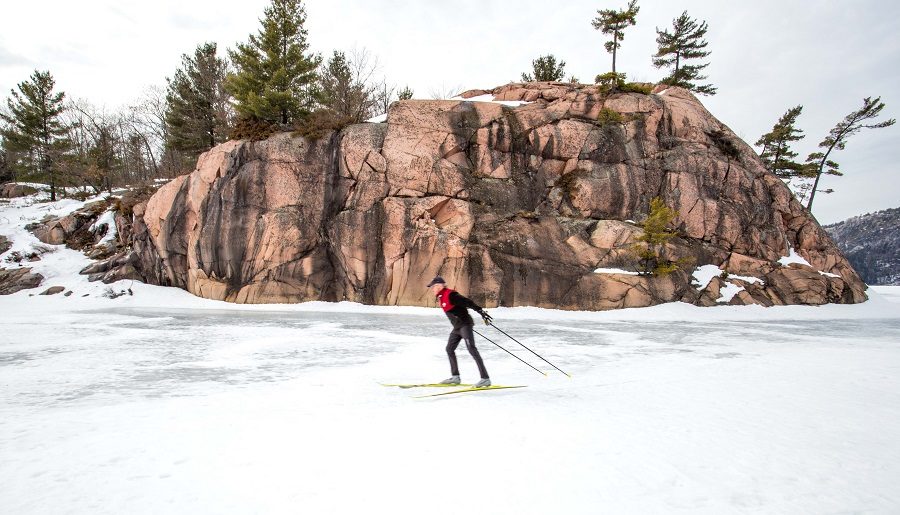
[692,264,722,290]
[716,282,745,303]
[89,209,118,246]
[451,93,530,107]
[594,267,640,275]
[778,248,811,267]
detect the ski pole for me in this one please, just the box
[489,323,571,378]
[473,329,546,376]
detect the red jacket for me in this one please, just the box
[436,287,483,328]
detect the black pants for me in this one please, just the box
[446,324,489,379]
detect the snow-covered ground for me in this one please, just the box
[2,193,900,514]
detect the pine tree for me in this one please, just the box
[592,0,640,75]
[755,106,807,178]
[397,86,414,101]
[319,50,378,123]
[521,54,566,82]
[653,11,716,95]
[165,42,232,156]
[226,0,321,126]
[0,70,70,200]
[633,197,680,276]
[806,97,895,213]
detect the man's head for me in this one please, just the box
[426,276,446,295]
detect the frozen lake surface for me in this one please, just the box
[3,191,900,513]
[2,291,900,514]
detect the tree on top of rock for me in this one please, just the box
[226,0,321,126]
[521,54,567,82]
[0,70,71,201]
[755,105,807,179]
[805,96,895,213]
[592,0,640,75]
[319,49,382,124]
[397,86,414,100]
[166,42,233,156]
[653,11,716,96]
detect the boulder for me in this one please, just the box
[99,83,867,309]
[0,267,43,295]
[0,183,37,198]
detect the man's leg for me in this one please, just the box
[459,325,489,379]
[446,329,462,376]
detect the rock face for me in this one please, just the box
[107,82,867,308]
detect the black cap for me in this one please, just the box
[426,276,446,287]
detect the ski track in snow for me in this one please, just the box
[2,193,900,514]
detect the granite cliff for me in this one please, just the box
[78,82,868,308]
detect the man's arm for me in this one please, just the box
[449,291,492,324]
[449,291,482,311]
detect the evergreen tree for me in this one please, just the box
[226,0,321,125]
[521,54,566,82]
[633,197,686,276]
[319,50,377,123]
[755,105,807,178]
[806,97,895,213]
[653,11,716,95]
[592,0,640,75]
[397,86,414,101]
[0,70,70,200]
[165,42,232,156]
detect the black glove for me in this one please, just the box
[480,310,493,325]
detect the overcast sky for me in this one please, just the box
[1,0,898,224]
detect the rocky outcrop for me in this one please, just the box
[29,200,114,246]
[100,82,867,309]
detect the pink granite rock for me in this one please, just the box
[100,83,866,308]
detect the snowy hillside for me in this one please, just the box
[2,192,900,514]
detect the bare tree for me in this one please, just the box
[319,46,396,122]
[429,82,464,100]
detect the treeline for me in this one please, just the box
[0,0,411,201]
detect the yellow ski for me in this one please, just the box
[414,385,527,398]
[381,383,474,389]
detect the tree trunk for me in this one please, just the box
[612,31,619,74]
[806,145,835,213]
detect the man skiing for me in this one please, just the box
[427,276,494,388]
